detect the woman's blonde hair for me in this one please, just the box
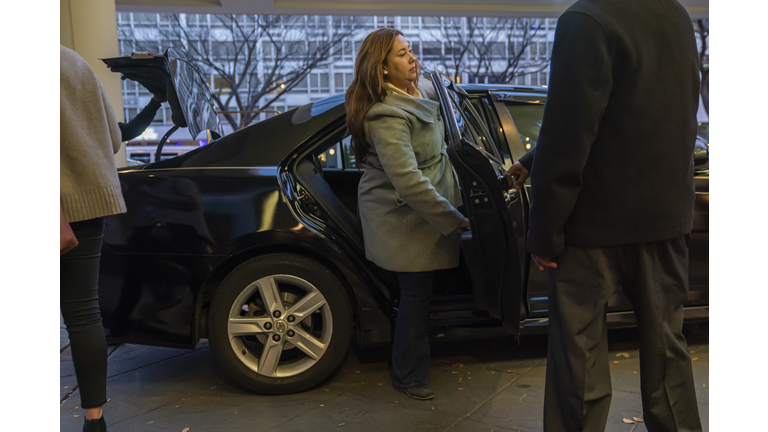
[344,28,419,165]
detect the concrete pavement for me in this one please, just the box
[60,321,709,432]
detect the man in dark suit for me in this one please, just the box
[507,0,704,430]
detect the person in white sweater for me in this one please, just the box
[60,45,127,432]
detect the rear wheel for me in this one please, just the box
[207,253,353,394]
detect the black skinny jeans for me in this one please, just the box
[60,217,107,409]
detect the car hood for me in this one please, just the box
[101,48,222,140]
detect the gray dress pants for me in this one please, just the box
[543,235,702,432]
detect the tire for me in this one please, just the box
[207,253,353,394]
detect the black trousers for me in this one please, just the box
[543,235,702,432]
[391,271,435,388]
[60,217,108,409]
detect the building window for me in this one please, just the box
[376,16,395,28]
[422,42,441,59]
[309,73,330,93]
[335,72,354,90]
[401,16,421,30]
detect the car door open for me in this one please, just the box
[430,72,527,334]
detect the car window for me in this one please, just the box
[505,103,545,153]
[446,90,503,163]
[318,135,358,171]
[470,97,510,163]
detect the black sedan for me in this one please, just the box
[98,50,709,395]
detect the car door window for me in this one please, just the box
[470,97,510,164]
[505,103,546,153]
[446,91,503,164]
[316,135,360,171]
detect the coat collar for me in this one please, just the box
[382,90,440,124]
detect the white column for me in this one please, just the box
[61,0,127,167]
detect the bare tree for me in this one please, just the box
[421,17,481,81]
[123,14,359,130]
[694,19,709,115]
[475,18,551,85]
[420,17,551,86]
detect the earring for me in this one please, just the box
[383,70,388,75]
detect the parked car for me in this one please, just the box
[98,50,709,395]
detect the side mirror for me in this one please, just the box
[693,137,708,171]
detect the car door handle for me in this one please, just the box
[498,175,519,206]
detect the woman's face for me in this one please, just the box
[383,35,418,89]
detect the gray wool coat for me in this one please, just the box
[358,87,464,272]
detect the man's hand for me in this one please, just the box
[505,162,530,190]
[152,93,167,103]
[456,217,470,233]
[532,255,557,271]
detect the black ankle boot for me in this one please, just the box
[83,415,107,432]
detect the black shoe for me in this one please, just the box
[400,384,435,400]
[83,415,107,432]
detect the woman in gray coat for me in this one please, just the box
[344,28,469,400]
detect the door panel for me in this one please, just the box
[432,73,526,332]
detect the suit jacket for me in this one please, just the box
[358,89,464,272]
[525,0,700,258]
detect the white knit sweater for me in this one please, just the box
[60,45,126,222]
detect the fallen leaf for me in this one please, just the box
[74,415,80,418]
[75,406,79,410]
[338,423,346,427]
[633,371,637,374]
[617,353,630,358]
[182,428,190,432]
[355,371,360,374]
[622,418,636,424]
[432,407,435,410]
[458,388,464,390]
[320,404,324,407]
[690,350,695,354]
[148,421,155,424]
[453,363,464,368]
[452,371,459,374]
[613,361,619,364]
[692,358,698,361]
[633,417,644,422]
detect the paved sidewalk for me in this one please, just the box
[60,320,708,432]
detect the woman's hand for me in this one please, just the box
[505,162,530,190]
[456,218,470,233]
